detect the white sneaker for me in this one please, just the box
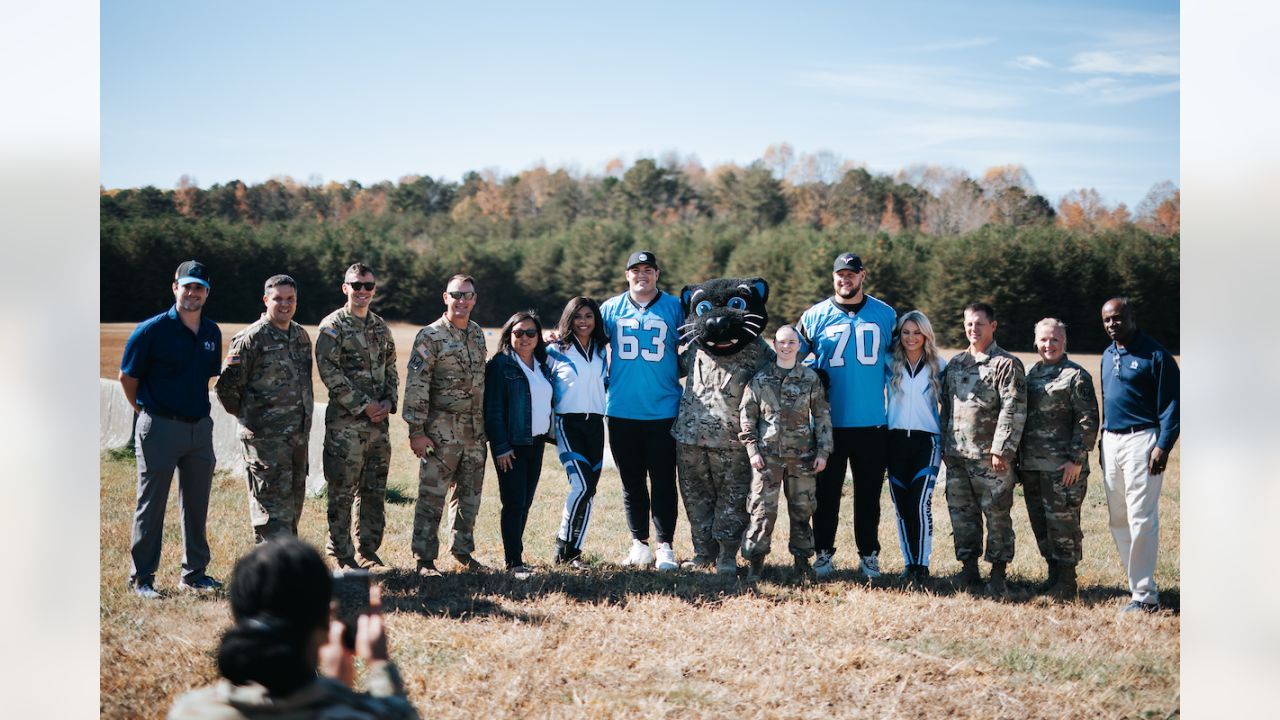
[859,552,881,579]
[654,542,678,571]
[624,539,654,566]
[814,550,835,578]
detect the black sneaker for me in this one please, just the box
[1121,599,1160,614]
[178,575,223,593]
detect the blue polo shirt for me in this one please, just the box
[120,305,222,418]
[1100,330,1179,451]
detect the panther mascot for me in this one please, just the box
[672,277,775,575]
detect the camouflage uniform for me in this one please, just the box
[738,363,833,560]
[939,342,1027,563]
[402,315,488,565]
[316,307,398,562]
[214,315,313,543]
[1018,357,1099,566]
[672,337,775,560]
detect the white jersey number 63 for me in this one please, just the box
[617,317,667,361]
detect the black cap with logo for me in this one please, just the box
[626,250,659,270]
[175,260,211,288]
[832,253,864,273]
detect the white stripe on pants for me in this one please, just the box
[1101,428,1163,604]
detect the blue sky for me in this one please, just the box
[101,1,1178,208]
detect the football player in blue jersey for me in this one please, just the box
[598,251,684,571]
[797,252,897,579]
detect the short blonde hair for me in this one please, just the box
[1033,317,1068,336]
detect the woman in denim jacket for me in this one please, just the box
[484,310,555,576]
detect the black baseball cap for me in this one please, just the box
[175,260,211,288]
[833,253,864,273]
[626,250,659,270]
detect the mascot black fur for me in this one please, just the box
[672,277,775,574]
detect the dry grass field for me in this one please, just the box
[100,322,1179,719]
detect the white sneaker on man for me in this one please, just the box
[654,542,678,571]
[814,550,835,578]
[624,539,655,566]
[859,552,881,579]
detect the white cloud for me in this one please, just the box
[1061,77,1180,104]
[1011,55,1052,70]
[1069,50,1179,75]
[799,66,1019,110]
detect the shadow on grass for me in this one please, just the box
[372,561,1182,622]
[374,563,819,622]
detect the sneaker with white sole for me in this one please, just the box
[654,542,678,571]
[813,550,835,578]
[623,539,654,566]
[132,580,161,600]
[859,552,881,579]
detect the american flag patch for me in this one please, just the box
[322,327,339,338]
[416,343,429,360]
[225,354,240,366]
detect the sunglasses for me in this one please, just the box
[345,281,376,291]
[448,291,477,300]
[511,328,539,339]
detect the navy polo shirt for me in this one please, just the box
[120,305,222,418]
[1100,330,1180,451]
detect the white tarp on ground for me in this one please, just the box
[100,378,330,496]
[101,378,616,494]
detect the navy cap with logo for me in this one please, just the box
[175,260,211,288]
[832,253,864,273]
[626,250,659,270]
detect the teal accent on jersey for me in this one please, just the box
[798,295,896,428]
[600,290,683,420]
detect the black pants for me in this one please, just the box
[812,425,887,557]
[606,416,678,545]
[555,413,605,559]
[496,443,545,568]
[886,429,940,567]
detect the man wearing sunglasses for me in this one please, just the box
[316,263,399,571]
[403,274,490,577]
[214,274,313,544]
[1099,297,1179,615]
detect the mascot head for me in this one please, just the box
[679,277,769,356]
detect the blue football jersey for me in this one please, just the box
[600,290,684,420]
[798,295,897,428]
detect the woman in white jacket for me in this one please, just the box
[885,310,946,585]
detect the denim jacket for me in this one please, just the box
[484,349,554,459]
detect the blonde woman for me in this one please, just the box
[885,310,947,584]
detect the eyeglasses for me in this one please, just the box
[448,291,477,300]
[345,281,376,291]
[511,328,539,339]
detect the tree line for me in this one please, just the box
[101,150,1178,353]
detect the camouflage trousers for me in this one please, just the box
[1020,467,1088,565]
[242,433,308,544]
[323,421,390,561]
[412,420,486,564]
[677,443,751,560]
[943,455,1016,563]
[742,456,818,561]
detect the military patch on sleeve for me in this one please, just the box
[224,353,241,366]
[416,343,429,360]
[322,327,339,339]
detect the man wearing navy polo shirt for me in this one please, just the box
[119,260,224,599]
[1099,297,1179,614]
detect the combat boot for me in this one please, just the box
[1049,563,1078,600]
[986,561,1008,597]
[793,556,814,580]
[747,555,765,581]
[957,558,982,591]
[1034,560,1060,594]
[716,540,740,576]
